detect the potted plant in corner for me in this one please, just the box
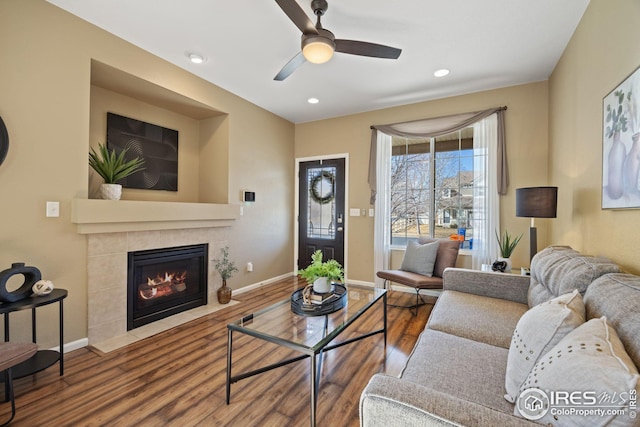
[495,229,523,273]
[297,250,344,293]
[212,246,238,304]
[88,143,145,200]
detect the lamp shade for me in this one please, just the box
[516,187,558,218]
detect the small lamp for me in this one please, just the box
[516,187,558,262]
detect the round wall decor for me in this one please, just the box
[310,171,335,204]
[0,115,8,167]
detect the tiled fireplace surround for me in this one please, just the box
[88,227,229,345]
[73,199,240,351]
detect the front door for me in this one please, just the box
[298,158,345,270]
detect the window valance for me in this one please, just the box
[368,106,508,203]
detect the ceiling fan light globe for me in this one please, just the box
[302,37,335,64]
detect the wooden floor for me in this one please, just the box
[2,277,435,427]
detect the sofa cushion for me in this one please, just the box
[528,246,620,307]
[418,237,460,278]
[585,273,640,369]
[427,290,528,349]
[361,375,540,427]
[399,240,439,277]
[504,290,585,403]
[515,317,639,426]
[401,329,515,415]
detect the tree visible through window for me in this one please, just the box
[391,127,474,247]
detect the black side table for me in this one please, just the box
[0,289,67,379]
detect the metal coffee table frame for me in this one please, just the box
[226,285,386,427]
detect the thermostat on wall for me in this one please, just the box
[243,191,256,202]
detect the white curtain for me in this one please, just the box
[373,132,391,287]
[472,114,500,269]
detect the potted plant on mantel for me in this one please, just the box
[495,229,523,273]
[88,143,145,200]
[212,246,238,304]
[297,250,344,293]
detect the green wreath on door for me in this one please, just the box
[310,171,335,205]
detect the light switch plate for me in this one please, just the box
[369,208,375,217]
[46,201,60,217]
[349,208,360,217]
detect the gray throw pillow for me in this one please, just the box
[515,317,639,426]
[399,240,439,277]
[504,289,585,403]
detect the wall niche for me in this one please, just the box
[89,60,229,204]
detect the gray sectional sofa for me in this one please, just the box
[360,246,640,426]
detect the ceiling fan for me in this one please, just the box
[274,0,402,81]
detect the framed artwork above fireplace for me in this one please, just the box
[107,112,179,192]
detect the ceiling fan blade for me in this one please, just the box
[335,39,402,59]
[274,52,306,81]
[275,0,318,35]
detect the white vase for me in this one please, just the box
[313,277,332,293]
[100,183,122,200]
[497,257,512,273]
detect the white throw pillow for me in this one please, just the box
[515,317,640,426]
[399,240,439,277]
[504,289,585,403]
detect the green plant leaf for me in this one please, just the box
[297,250,344,283]
[212,246,238,280]
[89,143,145,184]
[495,229,523,258]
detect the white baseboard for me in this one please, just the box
[233,272,295,295]
[352,278,443,297]
[245,276,443,297]
[50,338,89,354]
[346,279,375,287]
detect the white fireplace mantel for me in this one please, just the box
[71,199,240,234]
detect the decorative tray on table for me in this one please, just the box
[290,283,347,316]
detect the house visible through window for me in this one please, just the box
[390,127,475,247]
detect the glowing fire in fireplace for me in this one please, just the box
[139,271,188,300]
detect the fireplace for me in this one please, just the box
[127,244,208,330]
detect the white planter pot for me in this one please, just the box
[497,257,512,273]
[100,183,122,200]
[313,277,332,293]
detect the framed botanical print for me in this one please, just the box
[602,65,640,209]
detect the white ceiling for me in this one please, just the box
[47,0,590,124]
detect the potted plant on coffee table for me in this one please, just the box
[495,229,523,272]
[89,143,145,200]
[213,246,238,304]
[297,250,344,293]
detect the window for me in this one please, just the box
[373,110,504,281]
[390,127,475,247]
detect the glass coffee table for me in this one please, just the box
[226,285,387,427]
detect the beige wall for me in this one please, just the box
[549,0,640,274]
[0,0,294,347]
[295,82,550,281]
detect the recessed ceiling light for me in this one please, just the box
[307,98,319,104]
[187,52,206,64]
[434,68,450,77]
